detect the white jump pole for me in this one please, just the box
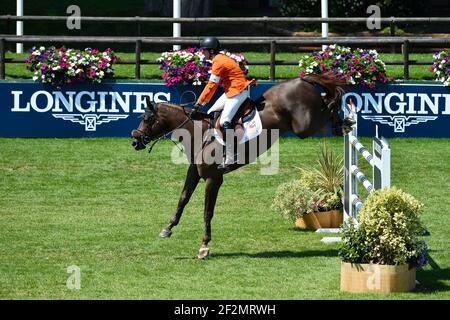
[173,0,181,51]
[321,0,328,51]
[16,0,23,54]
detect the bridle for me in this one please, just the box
[134,104,194,154]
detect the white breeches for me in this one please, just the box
[207,89,250,126]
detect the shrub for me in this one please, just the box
[272,179,315,221]
[300,142,343,211]
[279,0,426,19]
[339,187,427,267]
[338,218,370,263]
[158,48,249,87]
[298,44,394,88]
[25,46,119,87]
[431,50,450,87]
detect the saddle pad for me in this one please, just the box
[213,107,263,146]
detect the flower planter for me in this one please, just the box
[295,210,343,230]
[295,213,321,230]
[329,210,343,228]
[340,262,416,293]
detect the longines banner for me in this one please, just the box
[0,80,449,138]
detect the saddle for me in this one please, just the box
[190,97,265,144]
[213,98,255,141]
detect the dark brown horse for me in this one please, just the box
[131,75,347,259]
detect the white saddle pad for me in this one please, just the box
[213,107,263,146]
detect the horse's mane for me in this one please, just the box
[159,102,184,109]
[157,102,191,114]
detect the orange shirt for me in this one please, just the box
[197,53,255,105]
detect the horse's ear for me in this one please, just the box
[146,97,156,113]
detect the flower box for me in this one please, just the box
[340,262,416,293]
[295,210,343,230]
[26,46,119,87]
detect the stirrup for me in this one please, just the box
[217,153,239,171]
[217,162,237,173]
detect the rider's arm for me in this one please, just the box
[196,62,223,106]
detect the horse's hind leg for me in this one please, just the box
[159,164,200,238]
[198,175,223,259]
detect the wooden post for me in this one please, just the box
[135,39,142,80]
[263,16,269,53]
[390,18,396,53]
[402,39,409,80]
[0,38,5,80]
[136,16,141,37]
[270,40,276,81]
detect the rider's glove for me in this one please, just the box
[190,103,202,118]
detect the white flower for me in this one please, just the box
[32,76,38,81]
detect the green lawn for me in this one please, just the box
[4,51,435,81]
[0,137,448,299]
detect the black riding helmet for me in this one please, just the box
[199,37,220,51]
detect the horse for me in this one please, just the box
[131,74,348,259]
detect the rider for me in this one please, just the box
[192,36,255,170]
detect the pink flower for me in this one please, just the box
[369,66,377,72]
[88,70,96,77]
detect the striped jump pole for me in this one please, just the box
[343,100,391,222]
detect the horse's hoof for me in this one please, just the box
[197,245,210,259]
[159,228,172,238]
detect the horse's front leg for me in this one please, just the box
[198,175,223,259]
[159,164,200,238]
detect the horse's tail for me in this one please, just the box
[303,73,347,136]
[303,73,346,111]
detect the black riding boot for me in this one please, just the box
[218,121,237,171]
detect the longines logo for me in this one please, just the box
[361,115,438,133]
[52,114,129,131]
[343,92,450,133]
[10,90,171,131]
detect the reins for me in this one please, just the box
[139,103,214,155]
[146,116,191,154]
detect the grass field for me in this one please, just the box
[0,137,449,299]
[4,51,435,81]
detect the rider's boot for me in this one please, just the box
[218,122,237,171]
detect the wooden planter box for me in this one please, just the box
[340,262,416,293]
[295,210,343,230]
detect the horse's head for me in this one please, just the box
[131,98,167,151]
